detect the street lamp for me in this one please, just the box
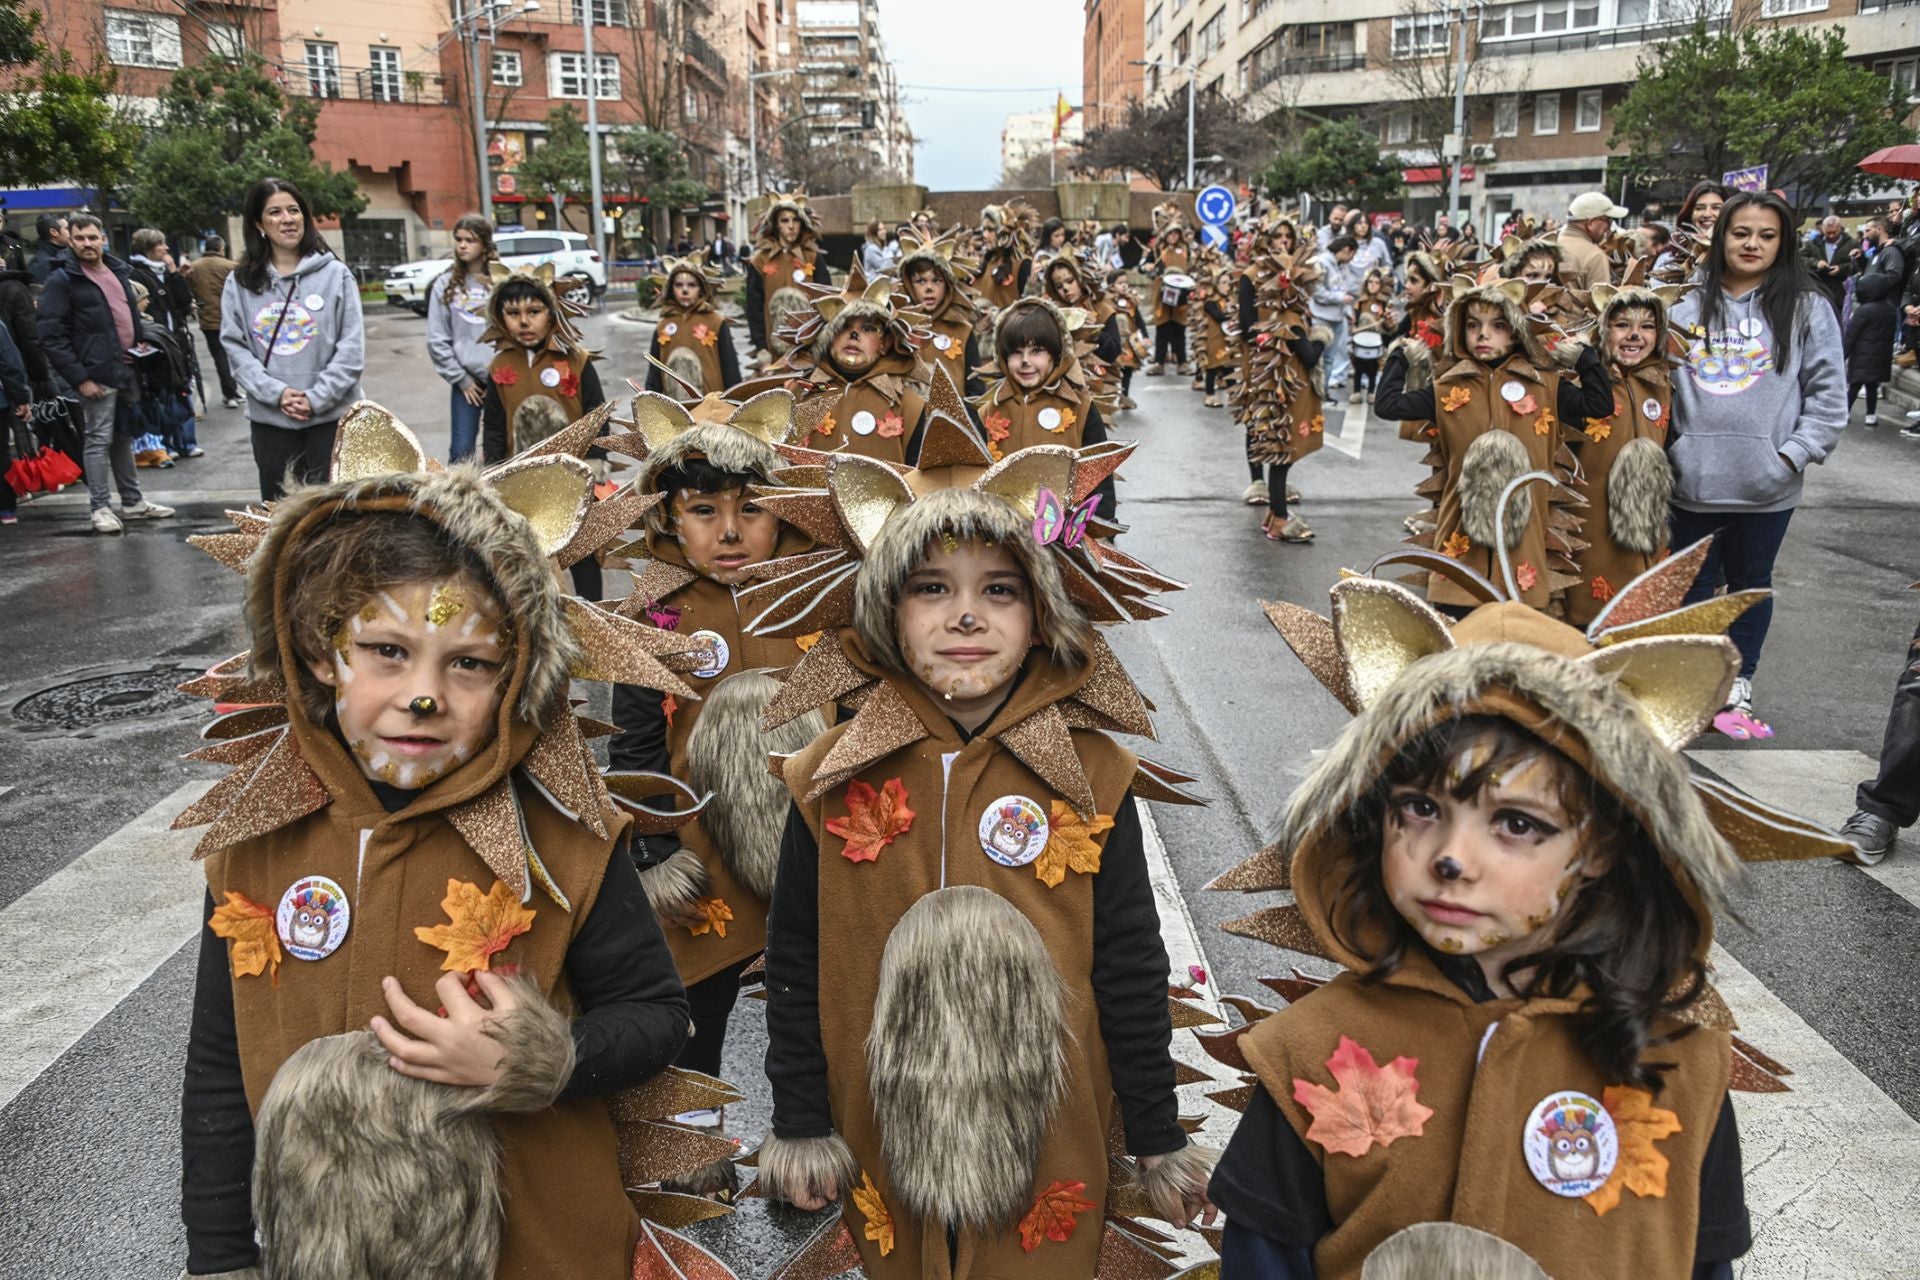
[454,0,541,222]
[581,0,604,264]
[1446,0,1476,228]
[1132,57,1196,191]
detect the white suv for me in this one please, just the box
[383,230,607,314]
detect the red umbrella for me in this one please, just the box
[1857,145,1920,181]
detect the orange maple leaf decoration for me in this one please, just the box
[1534,408,1556,436]
[1033,801,1114,888]
[1586,418,1614,442]
[662,693,679,727]
[942,340,965,361]
[794,630,824,653]
[1292,1036,1434,1158]
[1585,1086,1682,1216]
[1440,385,1473,414]
[1305,414,1326,436]
[1513,393,1539,416]
[1590,574,1614,601]
[1515,561,1539,591]
[811,413,839,442]
[688,896,733,938]
[825,777,915,863]
[1440,531,1472,559]
[852,1170,895,1256]
[694,323,717,346]
[983,412,1012,443]
[414,879,536,974]
[209,891,282,984]
[876,411,906,438]
[1017,1180,1098,1251]
[1057,407,1079,433]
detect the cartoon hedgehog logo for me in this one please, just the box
[987,802,1043,862]
[1539,1105,1600,1184]
[288,883,340,951]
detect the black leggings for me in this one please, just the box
[1155,322,1187,364]
[1120,368,1134,396]
[1848,382,1879,414]
[1352,356,1381,394]
[1205,366,1227,394]
[251,420,339,502]
[1249,459,1293,518]
[674,954,756,1076]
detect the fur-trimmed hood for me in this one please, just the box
[896,248,975,323]
[1595,284,1672,377]
[1037,254,1105,309]
[809,297,916,365]
[1497,238,1565,280]
[753,194,819,254]
[635,419,783,497]
[1443,281,1548,367]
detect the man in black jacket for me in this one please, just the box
[1801,215,1855,318]
[28,213,68,287]
[37,213,174,534]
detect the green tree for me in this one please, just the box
[517,104,595,206]
[125,54,363,237]
[0,0,139,196]
[1259,120,1405,209]
[1610,22,1916,211]
[607,123,707,219]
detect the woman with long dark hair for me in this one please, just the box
[222,177,365,500]
[426,213,496,462]
[1666,189,1847,735]
[1676,180,1729,239]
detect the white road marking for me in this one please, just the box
[0,782,211,1109]
[0,785,13,800]
[1322,403,1369,460]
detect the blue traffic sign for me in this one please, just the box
[1199,223,1229,250]
[1194,185,1236,226]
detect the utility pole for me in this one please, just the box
[582,0,605,261]
[1447,0,1471,226]
[464,0,493,222]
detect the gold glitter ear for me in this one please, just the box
[1579,634,1737,749]
[1329,578,1456,710]
[488,454,593,558]
[330,401,428,481]
[727,388,798,445]
[827,454,915,553]
[488,261,513,285]
[976,445,1076,525]
[625,391,699,456]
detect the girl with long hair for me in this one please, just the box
[426,213,496,462]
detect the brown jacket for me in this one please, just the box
[1557,225,1612,292]
[973,354,1097,459]
[788,348,928,465]
[186,254,237,331]
[653,302,729,395]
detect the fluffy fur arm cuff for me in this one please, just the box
[460,975,577,1113]
[756,1130,857,1207]
[1135,1140,1218,1224]
[638,847,709,919]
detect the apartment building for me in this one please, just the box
[1116,0,1918,227]
[791,0,913,182]
[1002,107,1086,176]
[1083,0,1146,130]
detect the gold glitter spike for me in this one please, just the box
[1173,1059,1213,1087]
[765,1217,862,1280]
[1104,1157,1157,1220]
[563,596,699,697]
[1169,996,1223,1029]
[1580,634,1737,750]
[576,716,618,738]
[999,702,1096,818]
[827,454,915,553]
[1196,1027,1251,1071]
[1729,1048,1791,1094]
[603,771,711,835]
[616,561,702,618]
[330,400,428,481]
[1068,440,1137,508]
[626,393,700,455]
[615,1119,740,1186]
[1262,600,1359,715]
[1206,1082,1258,1112]
[1205,839,1290,892]
[1330,578,1456,710]
[184,727,283,767]
[610,1066,746,1121]
[741,557,861,639]
[1098,1223,1181,1280]
[1595,590,1768,647]
[525,842,572,912]
[175,742,273,828]
[1693,775,1855,862]
[487,454,594,558]
[558,483,662,568]
[189,532,262,574]
[625,1191,735,1232]
[521,713,609,837]
[762,631,871,729]
[976,445,1076,525]
[1222,993,1278,1024]
[1587,536,1713,636]
[444,777,530,900]
[1054,549,1133,624]
[225,506,271,535]
[175,655,287,706]
[1220,904,1330,958]
[518,397,620,463]
[631,1222,742,1280]
[924,359,970,425]
[728,388,798,444]
[804,681,930,802]
[201,704,292,739]
[1068,634,1155,737]
[742,487,848,548]
[192,729,331,857]
[1131,757,1206,806]
[1672,981,1737,1031]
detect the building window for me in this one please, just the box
[105,10,182,68]
[1237,54,1251,92]
[550,51,619,99]
[1385,107,1413,145]
[1148,64,1161,95]
[1874,55,1919,99]
[1172,24,1190,63]
[492,50,522,86]
[306,41,341,98]
[1493,96,1518,136]
[204,22,244,59]
[1760,0,1825,13]
[1244,0,1275,19]
[1575,88,1602,132]
[1480,0,1601,39]
[1172,0,1187,11]
[684,84,700,119]
[570,0,630,25]
[1146,4,1163,44]
[1197,11,1224,58]
[368,45,403,102]
[1533,91,1560,134]
[1391,13,1450,57]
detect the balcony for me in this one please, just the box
[290,67,452,106]
[1247,51,1362,93]
[684,27,728,81]
[1478,15,1726,58]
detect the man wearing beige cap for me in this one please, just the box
[1558,191,1627,290]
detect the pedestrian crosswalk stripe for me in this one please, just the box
[0,782,211,1110]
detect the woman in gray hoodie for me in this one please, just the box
[222,177,366,501]
[1668,190,1847,731]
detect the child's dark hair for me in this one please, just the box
[655,455,754,501]
[995,304,1064,363]
[1328,715,1706,1092]
[493,277,550,313]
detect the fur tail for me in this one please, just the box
[866,886,1067,1232]
[687,670,828,901]
[1458,430,1532,550]
[1607,436,1673,555]
[756,1130,857,1208]
[1360,1222,1550,1280]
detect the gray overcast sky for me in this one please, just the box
[881,0,1085,191]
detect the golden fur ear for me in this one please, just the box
[626,391,698,456]
[976,445,1076,526]
[1579,635,1738,750]
[829,454,916,552]
[815,296,847,324]
[1448,273,1477,301]
[1329,577,1456,709]
[487,454,594,558]
[728,389,797,445]
[488,261,513,285]
[1591,283,1617,312]
[1058,305,1091,332]
[1494,278,1529,307]
[1654,283,1693,308]
[863,278,894,305]
[330,401,428,481]
[533,262,556,286]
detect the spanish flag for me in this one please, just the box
[1052,93,1075,140]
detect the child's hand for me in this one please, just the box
[1136,1150,1220,1226]
[370,971,516,1088]
[658,902,711,930]
[789,1180,839,1212]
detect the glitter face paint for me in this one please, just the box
[896,539,1035,733]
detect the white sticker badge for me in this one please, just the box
[539,366,562,388]
[304,293,326,312]
[850,410,878,436]
[792,267,807,282]
[1037,407,1063,431]
[686,628,730,678]
[1523,1090,1619,1198]
[1641,397,1662,422]
[1500,380,1526,403]
[979,795,1050,867]
[663,322,678,338]
[277,875,351,961]
[933,333,952,351]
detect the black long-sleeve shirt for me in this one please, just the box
[1372,341,1613,432]
[180,784,691,1275]
[763,776,1187,1159]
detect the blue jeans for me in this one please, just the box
[1319,315,1350,386]
[449,385,481,463]
[1670,507,1796,680]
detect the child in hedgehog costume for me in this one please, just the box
[477,263,598,463]
[174,402,755,1279]
[1373,279,1614,616]
[599,387,829,1192]
[1235,220,1331,544]
[644,256,741,397]
[977,202,1038,313]
[1205,528,1850,1279]
[741,427,1215,1278]
[744,191,833,370]
[898,228,987,397]
[971,297,1120,520]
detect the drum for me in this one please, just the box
[1159,272,1196,309]
[1353,332,1384,356]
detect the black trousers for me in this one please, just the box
[1248,458,1292,518]
[1858,619,1920,829]
[200,328,238,401]
[1352,355,1381,394]
[674,954,756,1076]
[251,420,339,502]
[1154,321,1187,365]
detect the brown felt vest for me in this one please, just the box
[925,303,974,377]
[979,254,1028,310]
[488,347,589,454]
[654,304,728,395]
[782,663,1139,1280]
[797,373,926,466]
[753,246,823,341]
[1564,365,1671,627]
[975,380,1095,457]
[1240,958,1729,1280]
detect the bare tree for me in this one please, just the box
[997,148,1057,191]
[1380,0,1506,201]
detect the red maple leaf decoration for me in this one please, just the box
[1017,1180,1097,1251]
[1411,319,1442,351]
[1515,561,1539,590]
[825,777,915,863]
[490,365,518,386]
[876,411,905,438]
[556,370,580,398]
[1591,574,1614,601]
[1291,1035,1434,1158]
[983,412,1012,442]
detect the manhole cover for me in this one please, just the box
[12,665,204,729]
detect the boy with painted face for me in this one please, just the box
[898,231,985,397]
[644,259,741,397]
[744,193,832,370]
[748,454,1215,1279]
[478,269,600,464]
[970,298,1116,519]
[176,407,718,1278]
[1373,281,1615,615]
[1040,255,1125,408]
[604,390,826,1192]
[1106,270,1149,410]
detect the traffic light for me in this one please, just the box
[860,100,875,129]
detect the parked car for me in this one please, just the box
[382,230,606,315]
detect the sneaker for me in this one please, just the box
[1864,413,1877,427]
[120,499,176,520]
[1906,408,1920,420]
[1287,486,1302,505]
[1728,675,1754,713]
[91,507,124,535]
[1838,809,1895,866]
[1348,389,1362,404]
[181,445,205,458]
[0,510,15,525]
[223,396,243,409]
[1903,424,1920,441]
[1147,363,1166,376]
[1242,479,1269,506]
[1118,395,1138,410]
